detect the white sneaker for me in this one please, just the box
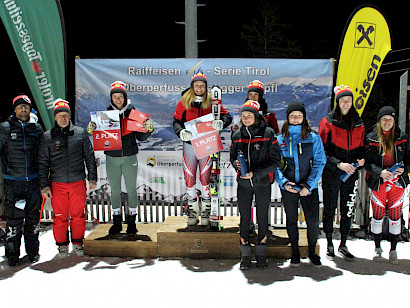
[57,245,68,259]
[373,248,383,262]
[73,244,84,257]
[389,250,398,265]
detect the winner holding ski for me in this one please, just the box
[173,73,232,226]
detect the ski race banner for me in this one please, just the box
[76,58,333,201]
[0,0,66,130]
[336,5,391,115]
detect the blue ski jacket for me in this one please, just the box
[274,125,326,192]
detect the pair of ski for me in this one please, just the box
[209,85,223,230]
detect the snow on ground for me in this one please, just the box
[1,224,409,308]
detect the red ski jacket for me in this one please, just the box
[318,109,365,173]
[173,99,232,142]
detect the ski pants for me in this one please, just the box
[322,168,358,236]
[183,142,211,199]
[106,155,139,212]
[370,181,404,235]
[51,180,86,246]
[3,178,41,260]
[281,188,320,254]
[238,183,271,243]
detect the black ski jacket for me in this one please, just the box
[364,127,410,191]
[230,115,281,187]
[104,102,152,157]
[0,115,43,181]
[38,122,97,189]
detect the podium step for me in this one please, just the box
[83,216,319,259]
[84,223,159,258]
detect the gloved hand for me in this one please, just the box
[180,129,193,142]
[212,119,223,131]
[87,121,97,134]
[143,119,154,133]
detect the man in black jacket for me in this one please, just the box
[0,94,43,266]
[39,99,97,259]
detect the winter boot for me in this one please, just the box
[308,252,322,267]
[109,214,123,235]
[187,199,199,226]
[200,198,211,226]
[255,244,267,269]
[126,214,138,235]
[57,245,69,259]
[73,244,84,257]
[240,244,252,270]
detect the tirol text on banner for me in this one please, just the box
[336,5,391,115]
[0,0,66,130]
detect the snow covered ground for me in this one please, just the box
[1,224,409,308]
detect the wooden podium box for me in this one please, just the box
[157,216,240,259]
[84,217,319,259]
[84,223,159,258]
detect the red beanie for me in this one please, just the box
[54,99,71,116]
[12,94,32,110]
[241,100,260,118]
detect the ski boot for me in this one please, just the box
[109,214,123,235]
[187,198,199,226]
[255,244,267,269]
[200,197,211,226]
[126,214,138,235]
[240,243,252,270]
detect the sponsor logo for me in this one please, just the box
[355,23,375,48]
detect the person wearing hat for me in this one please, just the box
[318,85,366,261]
[98,81,154,235]
[232,80,279,134]
[275,101,326,267]
[230,100,281,269]
[39,99,97,259]
[0,94,44,266]
[173,73,232,226]
[364,106,409,264]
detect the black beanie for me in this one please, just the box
[377,106,396,122]
[286,101,306,119]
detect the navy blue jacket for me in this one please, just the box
[0,115,43,181]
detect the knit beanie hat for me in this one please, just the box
[377,106,396,122]
[12,94,32,110]
[286,101,306,119]
[241,100,260,118]
[110,80,127,99]
[334,84,353,103]
[54,99,71,117]
[247,80,264,97]
[191,72,207,85]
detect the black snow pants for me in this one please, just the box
[237,182,271,244]
[3,178,42,260]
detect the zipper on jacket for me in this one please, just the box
[289,137,292,156]
[22,123,29,180]
[245,127,253,187]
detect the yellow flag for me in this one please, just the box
[336,6,391,115]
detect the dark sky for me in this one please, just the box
[1,1,409,123]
